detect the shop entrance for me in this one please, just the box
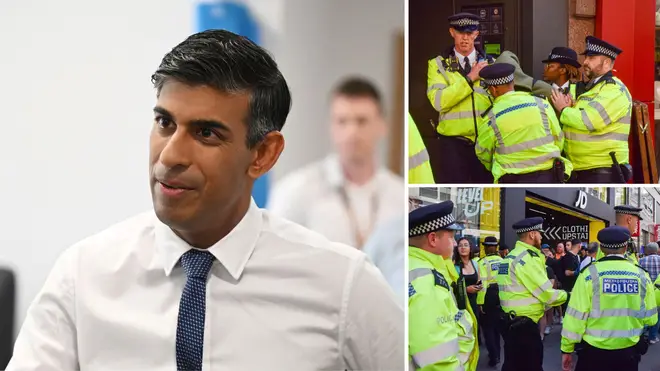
[525,197,606,247]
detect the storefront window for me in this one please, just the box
[450,187,501,257]
[615,188,627,206]
[584,187,608,203]
[629,187,640,207]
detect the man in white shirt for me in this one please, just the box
[7,30,403,371]
[267,78,404,249]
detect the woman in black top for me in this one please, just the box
[454,237,483,322]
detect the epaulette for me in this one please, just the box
[481,105,494,119]
[527,249,540,258]
[408,283,417,298]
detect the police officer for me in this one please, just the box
[476,236,503,367]
[542,47,584,101]
[427,12,494,183]
[551,36,633,183]
[408,112,435,184]
[475,63,572,183]
[597,204,643,263]
[497,217,568,371]
[561,226,657,371]
[408,201,479,370]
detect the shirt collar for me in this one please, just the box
[454,48,476,64]
[552,81,570,89]
[154,199,262,280]
[322,154,381,188]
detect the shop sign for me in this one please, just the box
[456,188,493,218]
[574,190,588,210]
[543,225,589,241]
[654,224,660,241]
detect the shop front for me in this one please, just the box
[501,188,616,251]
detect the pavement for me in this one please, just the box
[476,324,660,371]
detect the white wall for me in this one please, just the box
[0,0,402,338]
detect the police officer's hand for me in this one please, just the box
[551,89,573,113]
[467,61,489,82]
[561,353,573,371]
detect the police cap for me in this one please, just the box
[448,12,480,32]
[482,236,499,246]
[581,36,622,60]
[512,217,545,234]
[479,63,516,86]
[614,204,643,220]
[409,200,462,237]
[597,226,630,250]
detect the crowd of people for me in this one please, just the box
[409,200,660,371]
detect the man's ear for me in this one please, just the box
[449,28,456,38]
[247,131,285,180]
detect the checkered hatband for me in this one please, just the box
[600,241,628,250]
[586,42,618,59]
[483,73,514,86]
[450,18,479,27]
[514,223,543,234]
[550,54,570,60]
[615,210,641,218]
[410,213,457,237]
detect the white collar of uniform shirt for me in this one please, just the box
[552,81,570,90]
[454,48,477,69]
[154,198,261,280]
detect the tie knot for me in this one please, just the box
[180,250,215,280]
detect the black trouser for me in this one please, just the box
[575,342,639,371]
[481,311,501,364]
[569,167,626,183]
[498,169,558,184]
[502,316,543,371]
[435,134,493,183]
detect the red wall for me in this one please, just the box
[596,0,656,168]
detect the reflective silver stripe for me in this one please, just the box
[497,135,555,155]
[548,287,561,304]
[565,131,629,142]
[499,151,560,169]
[409,149,430,170]
[409,268,432,282]
[440,110,477,121]
[589,101,613,126]
[531,280,552,298]
[475,142,493,155]
[561,328,583,341]
[409,357,416,370]
[585,328,644,338]
[566,306,588,321]
[509,250,529,288]
[639,267,647,314]
[434,89,443,110]
[486,111,506,147]
[589,308,657,318]
[501,297,539,307]
[535,97,552,136]
[435,56,449,81]
[474,87,489,96]
[619,115,631,125]
[588,265,600,313]
[412,339,460,368]
[458,352,470,366]
[581,109,596,131]
[498,284,527,293]
[428,83,448,92]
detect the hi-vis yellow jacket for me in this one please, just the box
[409,246,479,371]
[496,241,567,322]
[427,48,494,142]
[475,91,572,182]
[477,254,503,305]
[561,256,657,353]
[559,72,632,171]
[655,275,660,307]
[408,113,435,184]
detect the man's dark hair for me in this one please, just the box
[151,29,292,148]
[571,238,581,247]
[332,77,382,110]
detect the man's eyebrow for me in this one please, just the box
[153,106,231,132]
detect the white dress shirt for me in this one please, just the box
[8,200,404,371]
[454,48,476,70]
[551,81,570,91]
[267,154,404,248]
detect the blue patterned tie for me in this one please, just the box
[176,250,215,371]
